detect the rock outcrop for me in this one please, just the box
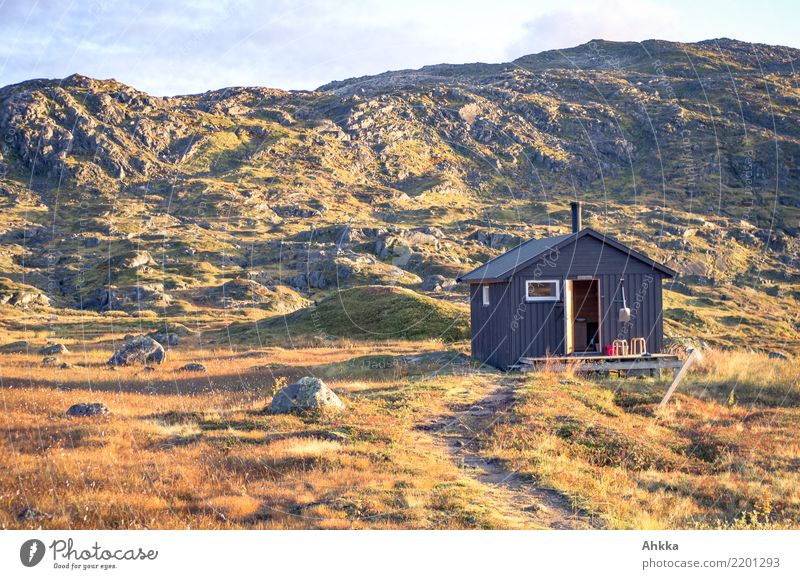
[66,402,110,417]
[269,377,344,414]
[107,336,166,366]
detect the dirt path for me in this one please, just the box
[417,378,602,529]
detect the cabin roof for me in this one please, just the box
[456,227,676,283]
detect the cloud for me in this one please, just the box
[1,0,516,94]
[0,0,794,95]
[506,0,679,59]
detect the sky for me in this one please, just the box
[0,0,798,96]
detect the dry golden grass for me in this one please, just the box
[0,342,513,529]
[2,339,797,530]
[483,350,800,529]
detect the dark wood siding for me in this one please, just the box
[467,234,668,368]
[468,282,512,369]
[507,275,566,359]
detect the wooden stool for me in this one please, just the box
[631,337,646,356]
[611,339,629,356]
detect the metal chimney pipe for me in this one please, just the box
[570,201,583,233]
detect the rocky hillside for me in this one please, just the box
[0,38,798,351]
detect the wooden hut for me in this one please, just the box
[457,203,676,370]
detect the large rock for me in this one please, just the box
[421,274,457,292]
[147,322,196,345]
[117,250,155,269]
[107,336,166,366]
[469,230,522,249]
[85,284,172,311]
[66,402,110,417]
[0,278,50,307]
[0,340,30,353]
[269,377,344,414]
[289,271,329,290]
[150,332,179,347]
[39,343,68,355]
[179,363,207,372]
[17,507,49,521]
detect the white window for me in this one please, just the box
[525,280,560,302]
[482,285,490,306]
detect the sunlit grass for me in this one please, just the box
[483,350,800,529]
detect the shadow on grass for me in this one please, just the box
[0,350,476,395]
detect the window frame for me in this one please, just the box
[524,279,560,302]
[482,285,490,307]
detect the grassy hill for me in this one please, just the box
[224,285,469,344]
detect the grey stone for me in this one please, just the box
[768,351,788,360]
[0,340,30,353]
[17,507,48,521]
[119,250,155,269]
[42,356,59,364]
[152,332,179,347]
[269,377,344,414]
[39,343,68,355]
[9,289,50,307]
[107,336,166,366]
[421,274,457,292]
[66,402,110,417]
[180,363,207,372]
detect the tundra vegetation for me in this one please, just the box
[0,329,797,529]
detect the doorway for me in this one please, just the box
[565,279,601,354]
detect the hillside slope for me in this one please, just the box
[0,38,798,351]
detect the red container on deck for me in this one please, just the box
[605,345,615,356]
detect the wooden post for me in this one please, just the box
[659,349,700,408]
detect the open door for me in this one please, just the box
[564,280,574,354]
[566,279,601,354]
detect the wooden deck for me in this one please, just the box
[515,353,682,373]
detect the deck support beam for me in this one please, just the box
[658,349,700,408]
[517,354,682,373]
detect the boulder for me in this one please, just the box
[10,289,50,307]
[289,271,329,290]
[118,250,155,269]
[768,351,788,360]
[469,230,522,249]
[151,332,179,347]
[39,343,68,355]
[0,278,50,307]
[0,340,30,353]
[269,377,344,414]
[66,402,110,417]
[180,363,207,372]
[158,322,196,336]
[421,274,457,292]
[17,507,48,522]
[42,356,59,365]
[107,336,166,366]
[85,284,172,311]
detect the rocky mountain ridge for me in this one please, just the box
[0,38,798,351]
